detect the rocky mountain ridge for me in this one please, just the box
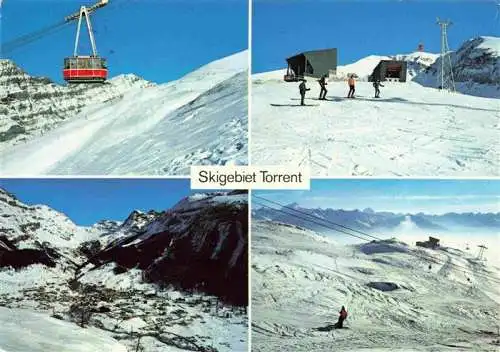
[0,187,248,304]
[253,203,500,233]
[0,60,153,146]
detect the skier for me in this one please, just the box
[335,306,348,328]
[318,74,328,100]
[299,79,310,106]
[373,79,384,98]
[347,75,356,98]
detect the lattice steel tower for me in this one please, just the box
[436,18,456,92]
[477,245,488,261]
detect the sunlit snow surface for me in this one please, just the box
[0,52,248,175]
[252,52,499,176]
[0,307,127,352]
[251,220,500,352]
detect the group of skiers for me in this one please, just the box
[298,74,385,105]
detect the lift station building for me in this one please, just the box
[416,236,441,250]
[285,48,338,81]
[369,60,408,82]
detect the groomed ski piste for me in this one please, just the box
[0,51,248,175]
[251,220,500,352]
[251,37,499,177]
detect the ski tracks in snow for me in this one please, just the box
[252,80,499,176]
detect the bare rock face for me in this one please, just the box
[0,187,248,305]
[0,60,153,146]
[415,36,500,85]
[96,191,248,305]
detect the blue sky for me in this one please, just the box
[0,178,197,225]
[254,179,500,214]
[2,0,247,83]
[253,0,499,73]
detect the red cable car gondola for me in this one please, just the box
[63,0,109,83]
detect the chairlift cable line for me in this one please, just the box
[254,195,384,241]
[1,0,127,55]
[253,197,500,285]
[253,199,500,285]
[254,200,374,242]
[253,196,500,283]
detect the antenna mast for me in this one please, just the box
[436,18,456,92]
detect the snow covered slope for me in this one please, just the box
[252,220,500,352]
[0,188,102,249]
[252,73,499,177]
[336,55,392,81]
[0,51,248,175]
[0,307,127,352]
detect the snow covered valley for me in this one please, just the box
[0,188,248,351]
[251,220,500,351]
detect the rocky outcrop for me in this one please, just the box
[96,191,248,305]
[0,60,154,146]
[0,234,59,269]
[0,187,248,305]
[414,36,500,86]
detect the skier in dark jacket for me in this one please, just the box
[373,80,384,98]
[318,75,328,100]
[299,79,310,106]
[335,306,348,328]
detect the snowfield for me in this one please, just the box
[0,307,127,352]
[252,37,499,176]
[251,220,500,352]
[0,51,248,175]
[252,78,499,176]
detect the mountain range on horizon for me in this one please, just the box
[253,202,500,233]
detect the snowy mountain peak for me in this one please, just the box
[174,50,248,89]
[392,51,439,66]
[0,188,98,249]
[107,73,154,88]
[196,50,248,75]
[120,209,160,232]
[414,35,500,93]
[476,36,500,56]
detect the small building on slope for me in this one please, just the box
[416,236,440,249]
[369,60,408,82]
[284,49,338,81]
